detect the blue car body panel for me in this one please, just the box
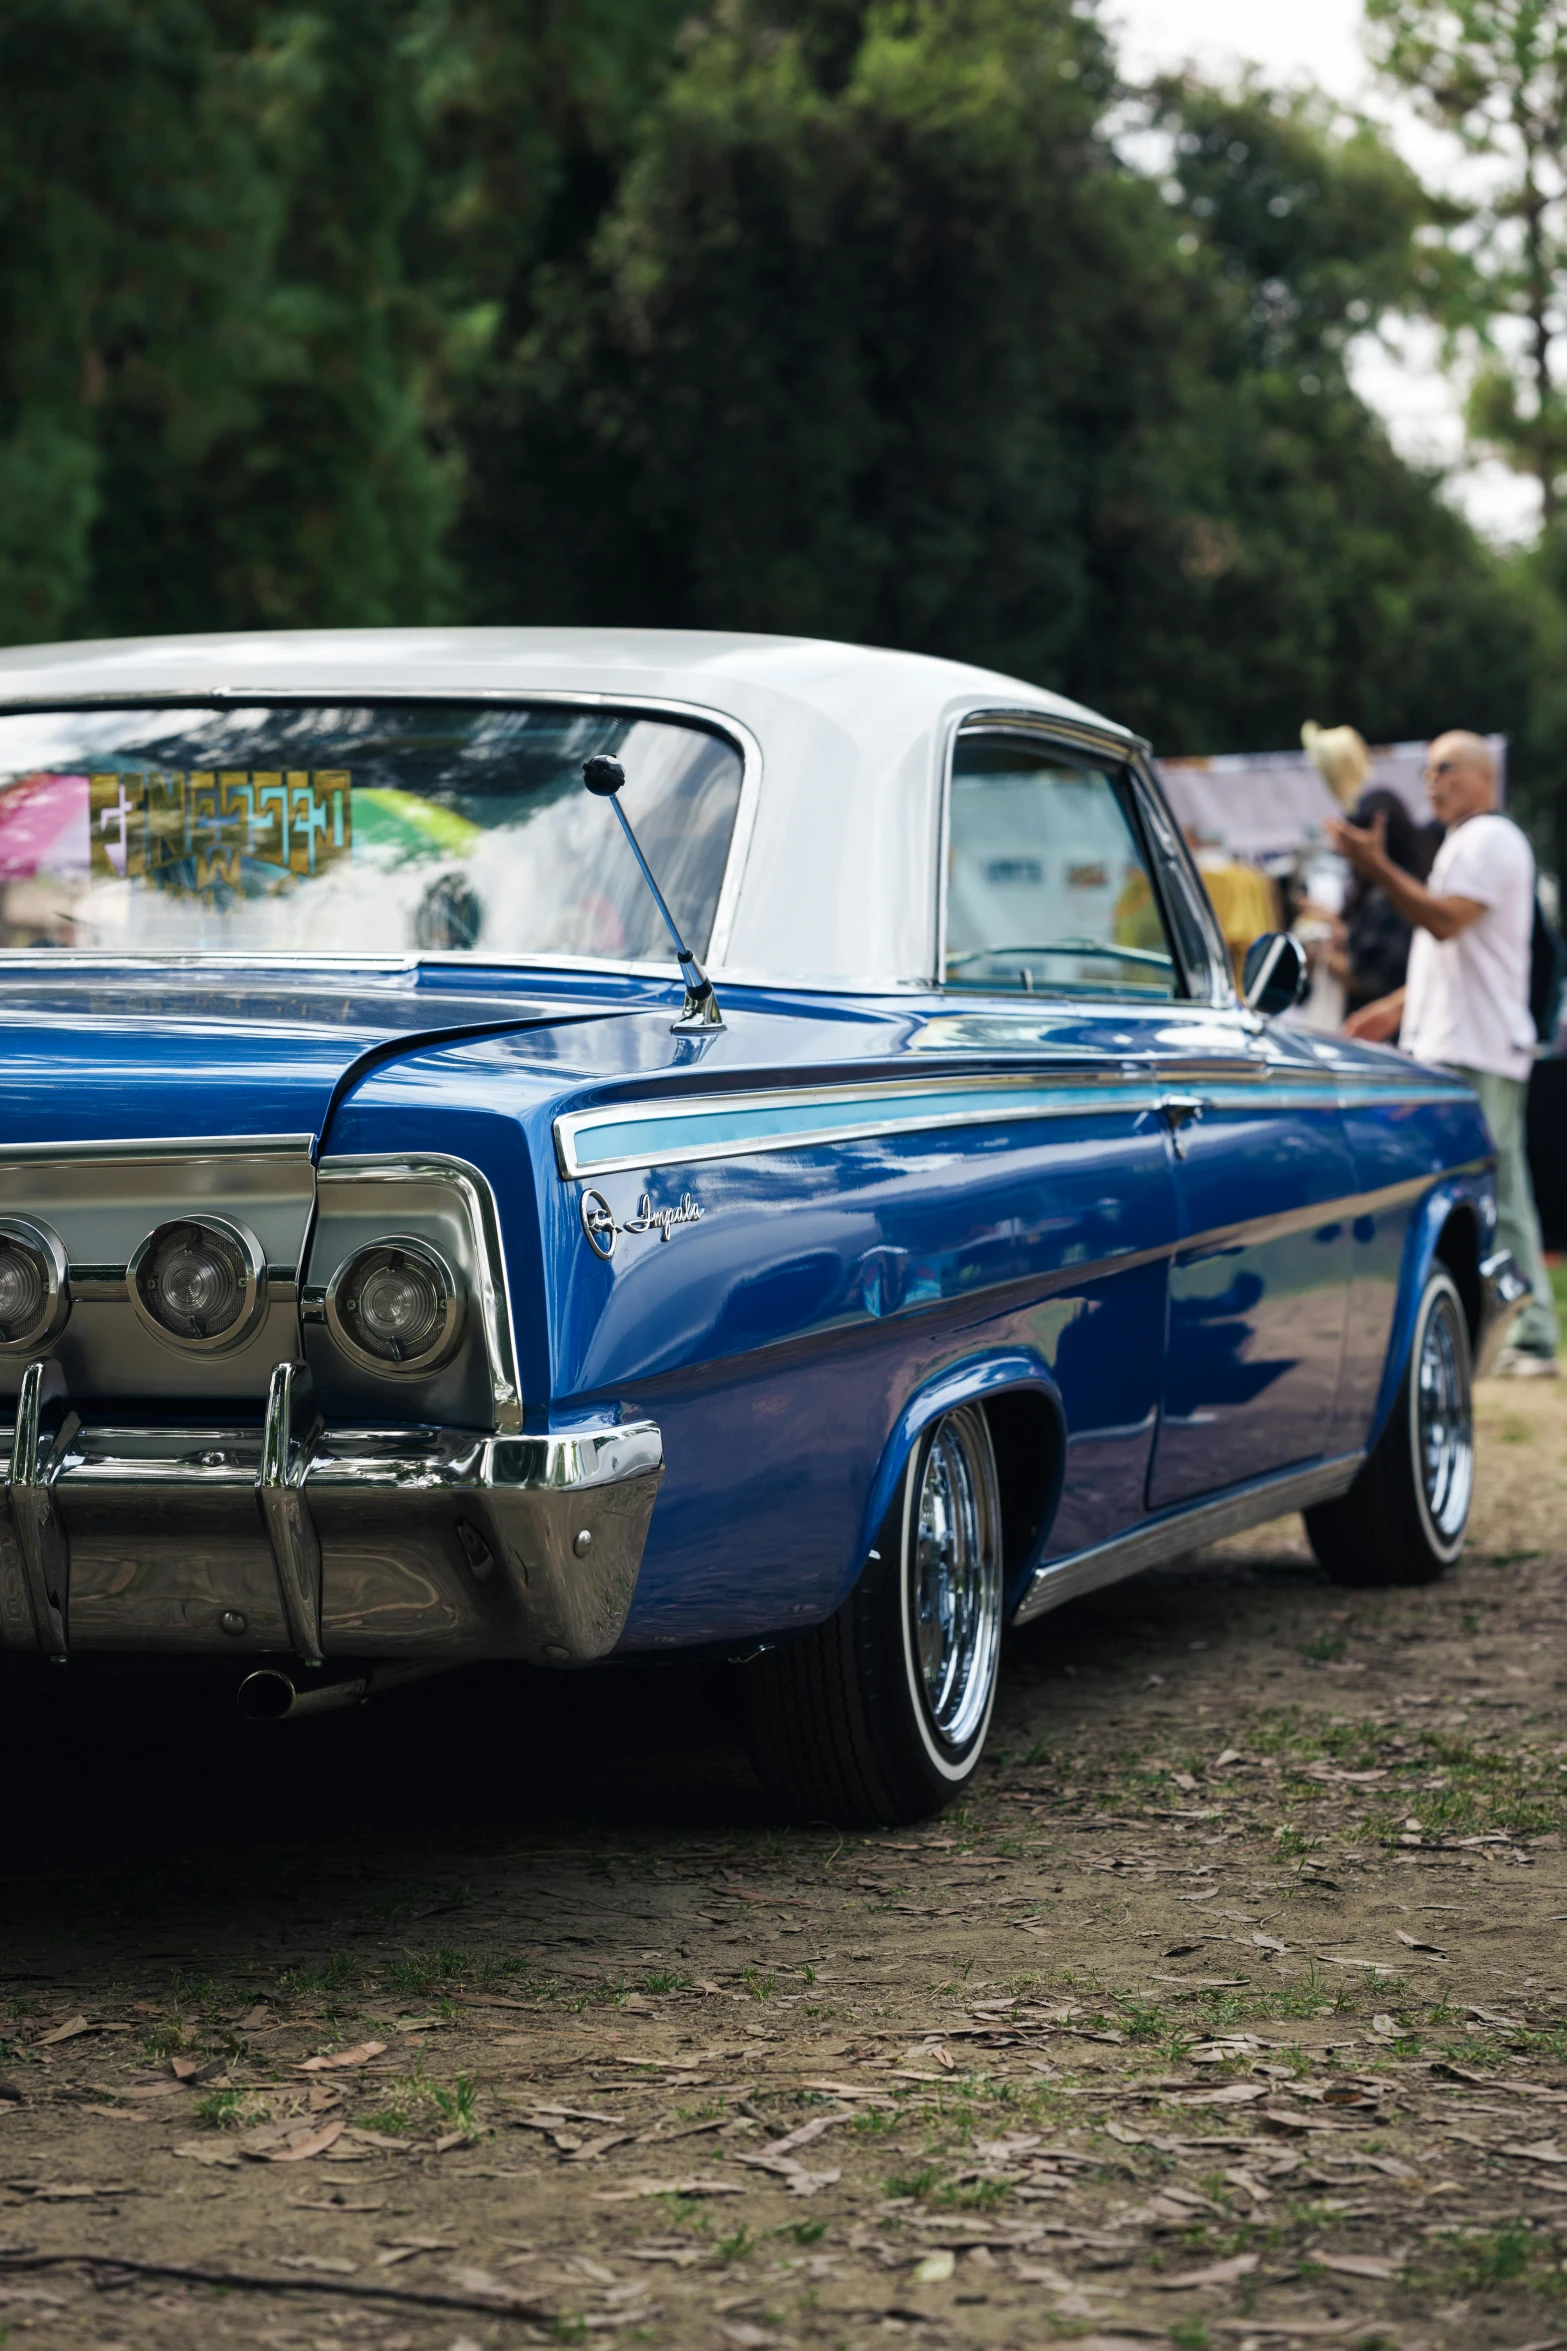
[295,973,1493,1655]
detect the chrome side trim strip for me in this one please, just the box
[314,1154,523,1433]
[0,1134,314,1163]
[557,1073,1167,1177]
[555,1069,1480,1182]
[1011,1452,1365,1626]
[8,1361,77,1661]
[257,1361,324,1666]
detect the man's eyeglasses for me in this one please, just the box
[1425,758,1460,778]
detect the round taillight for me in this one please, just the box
[0,1218,69,1353]
[325,1238,463,1375]
[128,1217,266,1351]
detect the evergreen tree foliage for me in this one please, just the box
[465,1,1536,755]
[0,0,1553,785]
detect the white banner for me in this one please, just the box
[1156,736,1507,862]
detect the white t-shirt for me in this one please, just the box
[1401,812,1537,1081]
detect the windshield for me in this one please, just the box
[0,702,743,961]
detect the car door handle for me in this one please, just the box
[1160,1095,1208,1157]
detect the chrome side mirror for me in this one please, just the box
[1242,932,1309,1018]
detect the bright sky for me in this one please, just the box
[1110,0,1542,542]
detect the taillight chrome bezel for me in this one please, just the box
[0,1217,70,1355]
[127,1214,269,1354]
[324,1236,465,1378]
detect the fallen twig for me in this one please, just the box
[0,2250,550,2322]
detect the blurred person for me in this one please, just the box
[1337,789,1435,1019]
[1331,731,1557,1375]
[1302,721,1432,1024]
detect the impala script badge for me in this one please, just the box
[580,1187,704,1260]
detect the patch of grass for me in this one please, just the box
[885,2166,942,2200]
[1447,2219,1538,2288]
[781,2219,827,2245]
[939,2179,1011,2208]
[550,2317,589,2345]
[742,1966,778,2002]
[850,2109,899,2137]
[169,1971,217,2008]
[432,2072,480,2132]
[138,2023,183,2059]
[278,1953,357,1999]
[476,1954,521,1987]
[641,1971,690,1996]
[386,1948,471,1998]
[714,2227,754,2264]
[360,2105,413,2135]
[194,2089,262,2129]
[1302,1634,1348,1664]
[1169,2323,1212,2351]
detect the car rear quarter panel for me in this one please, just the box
[1327,1069,1494,1458]
[324,1008,1176,1652]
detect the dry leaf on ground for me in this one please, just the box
[1150,2250,1259,2288]
[910,2249,956,2283]
[264,2120,348,2163]
[298,2041,388,2072]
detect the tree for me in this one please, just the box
[461,0,1534,757]
[1366,0,1567,521]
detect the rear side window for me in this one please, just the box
[944,735,1177,998]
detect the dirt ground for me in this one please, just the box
[5,1383,1567,2351]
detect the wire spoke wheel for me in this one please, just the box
[1415,1280,1473,1550]
[1305,1261,1473,1587]
[906,1406,1002,1756]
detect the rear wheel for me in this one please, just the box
[1305,1265,1473,1587]
[744,1403,1003,1825]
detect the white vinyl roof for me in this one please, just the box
[0,628,1135,990]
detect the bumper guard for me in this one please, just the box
[1475,1247,1531,1378]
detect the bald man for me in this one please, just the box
[1328,731,1557,1373]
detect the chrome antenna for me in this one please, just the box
[582,756,724,1031]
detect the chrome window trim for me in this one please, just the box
[0,688,761,973]
[934,710,1217,1007]
[1126,755,1231,1008]
[312,1153,523,1431]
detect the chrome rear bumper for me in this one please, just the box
[0,1358,662,1667]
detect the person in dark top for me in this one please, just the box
[1336,786,1436,1019]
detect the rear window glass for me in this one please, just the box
[0,702,742,960]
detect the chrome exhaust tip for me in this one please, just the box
[236,1669,367,1723]
[237,1661,447,1723]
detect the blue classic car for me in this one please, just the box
[0,629,1523,1822]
